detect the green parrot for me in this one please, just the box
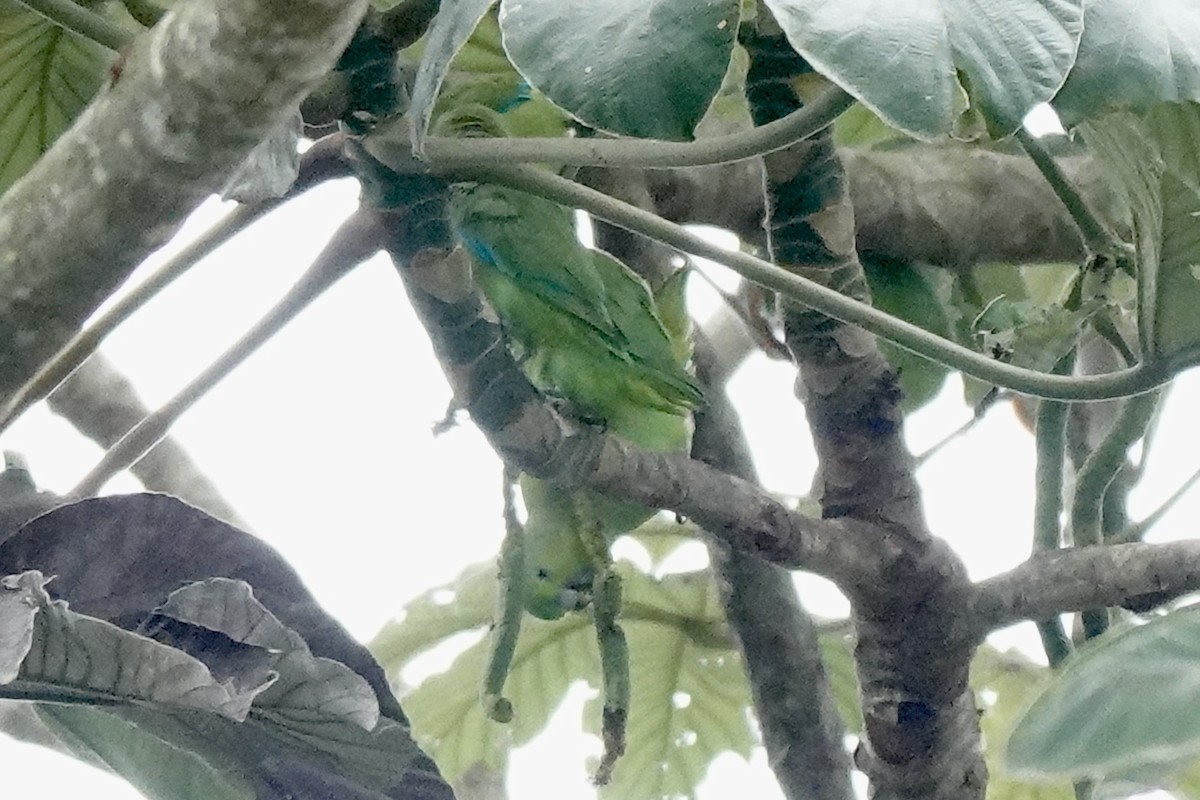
[449,184,702,618]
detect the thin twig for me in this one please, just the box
[0,134,350,437]
[1016,127,1122,259]
[71,209,383,497]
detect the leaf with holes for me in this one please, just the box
[0,2,108,192]
[392,563,753,800]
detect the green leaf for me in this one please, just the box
[763,0,1082,139]
[7,571,269,720]
[1146,103,1200,196]
[1053,0,1200,127]
[408,0,497,150]
[832,103,910,149]
[498,0,740,140]
[0,1,108,193]
[1006,606,1200,781]
[1081,110,1200,365]
[369,563,497,673]
[401,602,593,780]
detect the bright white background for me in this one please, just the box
[1,169,1196,799]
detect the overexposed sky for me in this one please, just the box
[2,168,1197,799]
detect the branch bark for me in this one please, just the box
[970,541,1200,632]
[693,330,856,800]
[0,0,367,403]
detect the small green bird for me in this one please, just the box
[450,184,701,617]
[451,181,701,784]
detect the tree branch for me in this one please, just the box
[0,133,351,436]
[0,0,367,405]
[969,541,1200,633]
[692,330,856,800]
[71,209,384,497]
[48,353,248,528]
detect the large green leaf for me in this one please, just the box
[498,0,740,140]
[0,1,108,193]
[861,258,953,412]
[1006,606,1200,781]
[37,707,253,800]
[763,0,1082,138]
[1081,110,1200,365]
[1053,0,1200,126]
[0,496,452,800]
[4,572,270,720]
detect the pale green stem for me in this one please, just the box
[454,164,1168,402]
[1032,354,1074,667]
[1016,127,1121,259]
[71,211,379,497]
[1070,391,1160,548]
[0,205,263,436]
[374,85,856,170]
[16,0,134,51]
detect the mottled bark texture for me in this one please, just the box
[0,0,368,404]
[743,24,983,800]
[693,330,856,800]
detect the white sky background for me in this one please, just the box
[2,166,1199,799]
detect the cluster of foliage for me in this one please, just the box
[1,0,1200,800]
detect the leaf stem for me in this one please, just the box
[1032,353,1074,667]
[455,164,1169,401]
[1016,127,1121,258]
[15,0,135,52]
[373,85,856,169]
[1070,391,1160,548]
[70,209,382,497]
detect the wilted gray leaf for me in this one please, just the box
[0,570,44,683]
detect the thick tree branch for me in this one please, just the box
[693,330,855,800]
[0,0,367,404]
[743,27,983,799]
[970,541,1200,632]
